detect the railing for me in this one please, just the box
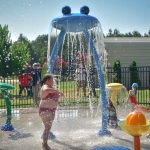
[0,69,100,109]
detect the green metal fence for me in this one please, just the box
[0,68,100,109]
[1,66,150,109]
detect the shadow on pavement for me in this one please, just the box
[53,139,84,150]
[8,130,33,140]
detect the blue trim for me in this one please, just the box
[51,13,98,32]
[48,30,66,74]
[83,30,111,136]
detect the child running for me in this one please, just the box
[126,83,138,112]
[39,74,64,150]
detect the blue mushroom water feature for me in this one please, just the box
[47,6,111,136]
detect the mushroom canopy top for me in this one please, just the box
[51,6,99,32]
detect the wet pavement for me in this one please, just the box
[0,105,150,150]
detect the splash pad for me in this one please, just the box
[0,6,150,150]
[1,107,150,150]
[47,5,110,136]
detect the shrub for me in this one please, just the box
[112,60,121,83]
[129,61,141,87]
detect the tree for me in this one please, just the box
[132,31,142,37]
[0,25,12,68]
[10,34,31,70]
[113,29,120,37]
[124,32,133,37]
[30,34,48,64]
[144,33,148,37]
[0,24,12,76]
[0,26,31,77]
[108,29,113,37]
[148,30,150,37]
[129,61,141,87]
[112,60,121,83]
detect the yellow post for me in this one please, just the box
[111,89,118,106]
[106,83,123,107]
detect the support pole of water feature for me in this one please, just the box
[0,83,14,131]
[48,30,66,74]
[83,30,111,136]
[134,136,140,150]
[106,83,123,107]
[42,30,66,139]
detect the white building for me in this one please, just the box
[104,37,150,67]
[104,37,150,88]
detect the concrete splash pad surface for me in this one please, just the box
[0,106,150,150]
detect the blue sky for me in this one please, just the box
[0,0,150,41]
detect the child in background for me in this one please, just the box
[126,83,138,112]
[18,69,31,96]
[39,74,64,150]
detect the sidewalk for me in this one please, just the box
[0,106,150,150]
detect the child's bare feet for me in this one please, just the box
[47,144,52,150]
[42,143,51,150]
[42,143,47,150]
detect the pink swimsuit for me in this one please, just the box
[39,107,56,115]
[130,95,138,104]
[39,93,58,114]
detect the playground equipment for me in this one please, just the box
[119,110,150,150]
[0,83,14,131]
[47,5,110,136]
[106,83,123,106]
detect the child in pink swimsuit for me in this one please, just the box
[39,74,64,150]
[39,93,58,115]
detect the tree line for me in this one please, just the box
[105,28,150,37]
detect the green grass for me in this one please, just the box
[137,90,150,103]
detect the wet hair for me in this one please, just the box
[132,83,138,88]
[132,83,138,95]
[40,74,53,86]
